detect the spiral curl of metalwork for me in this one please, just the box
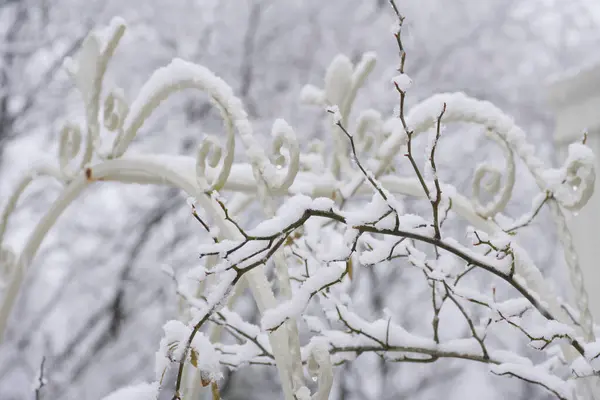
[263,119,300,192]
[471,132,515,218]
[103,89,129,133]
[58,122,82,178]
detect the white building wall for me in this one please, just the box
[549,66,600,320]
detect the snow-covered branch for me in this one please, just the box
[1,2,598,400]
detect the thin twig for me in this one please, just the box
[35,356,47,400]
[505,193,551,234]
[429,103,447,240]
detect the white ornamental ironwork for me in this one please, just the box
[1,9,599,400]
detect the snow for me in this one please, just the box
[197,239,240,257]
[246,195,333,237]
[443,237,509,274]
[541,142,595,210]
[203,269,236,313]
[500,192,547,231]
[490,363,575,400]
[311,197,335,211]
[527,320,576,342]
[335,304,433,349]
[383,116,406,139]
[359,235,407,266]
[582,340,600,371]
[571,356,594,377]
[295,386,311,400]
[216,239,271,269]
[361,51,377,64]
[490,350,533,366]
[96,17,126,51]
[376,92,534,173]
[218,308,263,340]
[326,105,342,125]
[261,264,346,330]
[342,192,389,226]
[64,35,100,103]
[324,55,352,106]
[186,196,196,208]
[119,58,252,157]
[438,338,481,354]
[584,340,600,359]
[303,315,328,333]
[374,91,596,222]
[7,9,597,400]
[300,84,325,105]
[155,320,222,384]
[353,52,377,82]
[450,284,492,307]
[217,342,270,368]
[160,264,174,277]
[155,320,191,380]
[185,264,207,283]
[494,298,531,317]
[392,73,412,92]
[100,382,158,400]
[355,109,382,148]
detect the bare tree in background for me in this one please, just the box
[0,0,92,159]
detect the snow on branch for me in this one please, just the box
[3,2,599,400]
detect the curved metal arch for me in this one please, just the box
[0,157,300,399]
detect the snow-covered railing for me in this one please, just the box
[1,3,599,400]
